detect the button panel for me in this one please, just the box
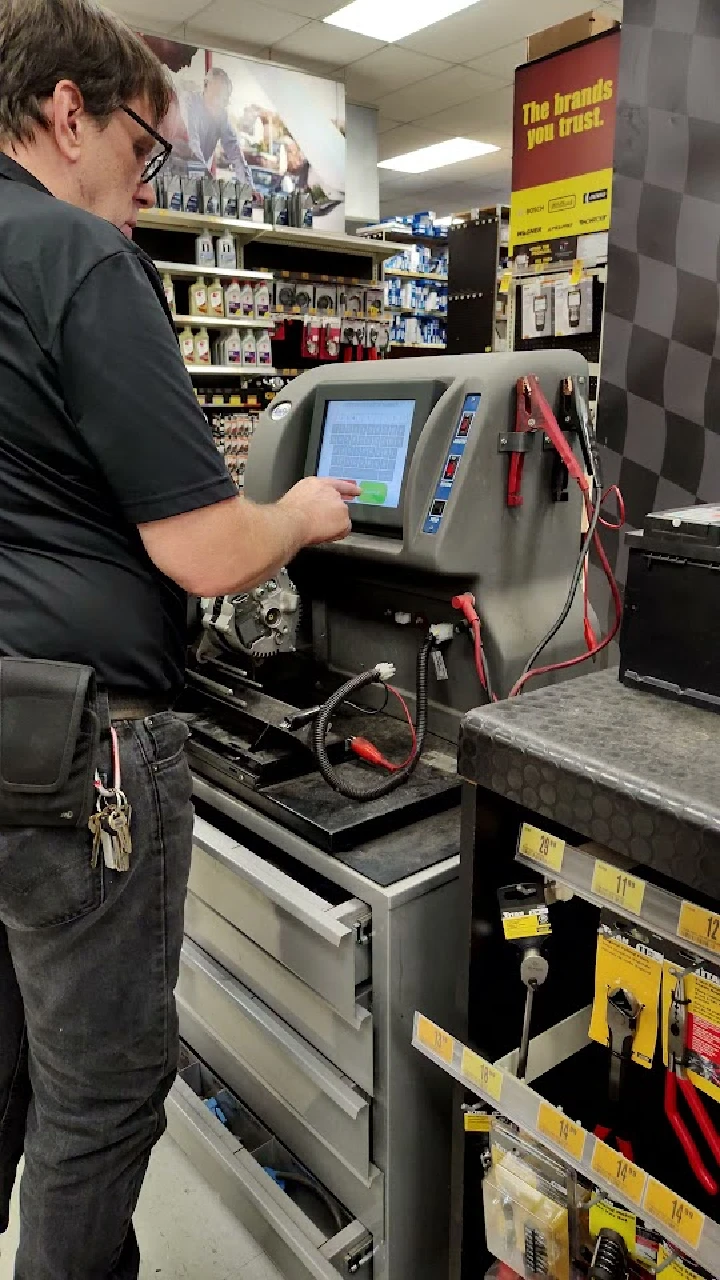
[423,394,480,535]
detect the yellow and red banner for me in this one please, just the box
[510,30,621,267]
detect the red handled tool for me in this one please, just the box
[665,972,720,1196]
[501,376,589,508]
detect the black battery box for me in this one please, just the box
[619,504,720,711]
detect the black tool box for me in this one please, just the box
[619,503,720,710]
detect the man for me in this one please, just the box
[184,65,254,186]
[0,1,358,1277]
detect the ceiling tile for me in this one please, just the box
[259,0,341,15]
[377,114,402,134]
[420,83,514,146]
[466,38,526,78]
[375,65,501,123]
[344,47,452,105]
[181,0,310,44]
[378,122,450,162]
[110,0,202,23]
[401,0,609,62]
[271,19,383,64]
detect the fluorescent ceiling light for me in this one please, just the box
[325,0,479,43]
[378,137,499,173]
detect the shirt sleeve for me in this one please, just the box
[54,250,238,523]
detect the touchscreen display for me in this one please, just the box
[315,398,415,508]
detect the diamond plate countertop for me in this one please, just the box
[458,670,720,900]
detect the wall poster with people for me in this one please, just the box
[140,35,346,229]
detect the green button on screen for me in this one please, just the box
[358,480,388,505]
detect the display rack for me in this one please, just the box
[356,220,448,354]
[412,1013,719,1272]
[447,207,509,356]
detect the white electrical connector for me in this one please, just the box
[374,662,396,683]
[429,622,454,645]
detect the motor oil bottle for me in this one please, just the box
[179,326,195,365]
[190,277,208,316]
[193,327,211,364]
[208,278,224,318]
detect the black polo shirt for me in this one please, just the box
[0,155,236,698]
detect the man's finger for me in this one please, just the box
[325,478,361,497]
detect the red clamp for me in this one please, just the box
[665,972,720,1196]
[501,376,589,508]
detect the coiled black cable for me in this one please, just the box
[590,1229,629,1280]
[312,635,434,802]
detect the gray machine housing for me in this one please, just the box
[246,351,592,732]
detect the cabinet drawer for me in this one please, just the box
[179,939,371,1180]
[185,891,373,1095]
[191,817,371,1023]
[168,1051,373,1279]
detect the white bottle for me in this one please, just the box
[256,330,272,366]
[190,276,208,316]
[239,282,254,317]
[179,326,195,365]
[162,272,175,314]
[241,331,257,366]
[225,329,243,364]
[216,233,237,269]
[195,232,215,267]
[225,281,242,317]
[194,327,211,364]
[208,278,224,318]
[254,282,270,318]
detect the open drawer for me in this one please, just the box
[179,939,371,1180]
[168,1046,373,1279]
[191,817,371,1024]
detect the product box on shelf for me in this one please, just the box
[364,288,384,318]
[313,284,337,315]
[339,287,364,317]
[274,280,296,313]
[201,177,221,216]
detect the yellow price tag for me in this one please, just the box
[499,269,513,295]
[677,901,720,957]
[589,1200,637,1253]
[229,395,242,406]
[518,824,565,872]
[464,1111,491,1133]
[643,1180,704,1249]
[571,259,583,285]
[502,909,551,941]
[591,860,646,915]
[461,1048,503,1102]
[537,1103,586,1160]
[211,394,225,404]
[658,1246,703,1280]
[591,1140,646,1206]
[416,1015,454,1064]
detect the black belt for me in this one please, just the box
[106,693,172,723]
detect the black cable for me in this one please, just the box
[312,636,433,802]
[345,684,390,717]
[265,1169,345,1233]
[518,421,602,682]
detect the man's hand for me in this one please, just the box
[279,476,360,546]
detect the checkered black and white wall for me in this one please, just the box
[596,0,720,589]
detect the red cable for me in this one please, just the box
[599,483,625,530]
[349,684,417,773]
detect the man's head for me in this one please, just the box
[0,0,172,235]
[203,67,232,122]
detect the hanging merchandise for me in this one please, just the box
[301,316,322,360]
[321,317,341,361]
[483,1119,574,1280]
[522,283,554,340]
[555,277,593,337]
[314,285,337,314]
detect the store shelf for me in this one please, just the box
[184,364,276,376]
[515,823,720,966]
[391,342,446,350]
[357,221,449,246]
[412,1013,719,1272]
[139,209,404,262]
[388,306,448,319]
[155,260,273,282]
[385,269,448,282]
[174,314,274,330]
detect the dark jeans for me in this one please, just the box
[0,712,193,1279]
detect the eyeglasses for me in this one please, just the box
[121,104,172,184]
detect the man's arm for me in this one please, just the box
[219,113,254,186]
[138,477,358,597]
[184,92,209,168]
[56,249,358,591]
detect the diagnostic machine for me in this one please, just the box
[170,353,618,1280]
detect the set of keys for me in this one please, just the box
[88,726,133,873]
